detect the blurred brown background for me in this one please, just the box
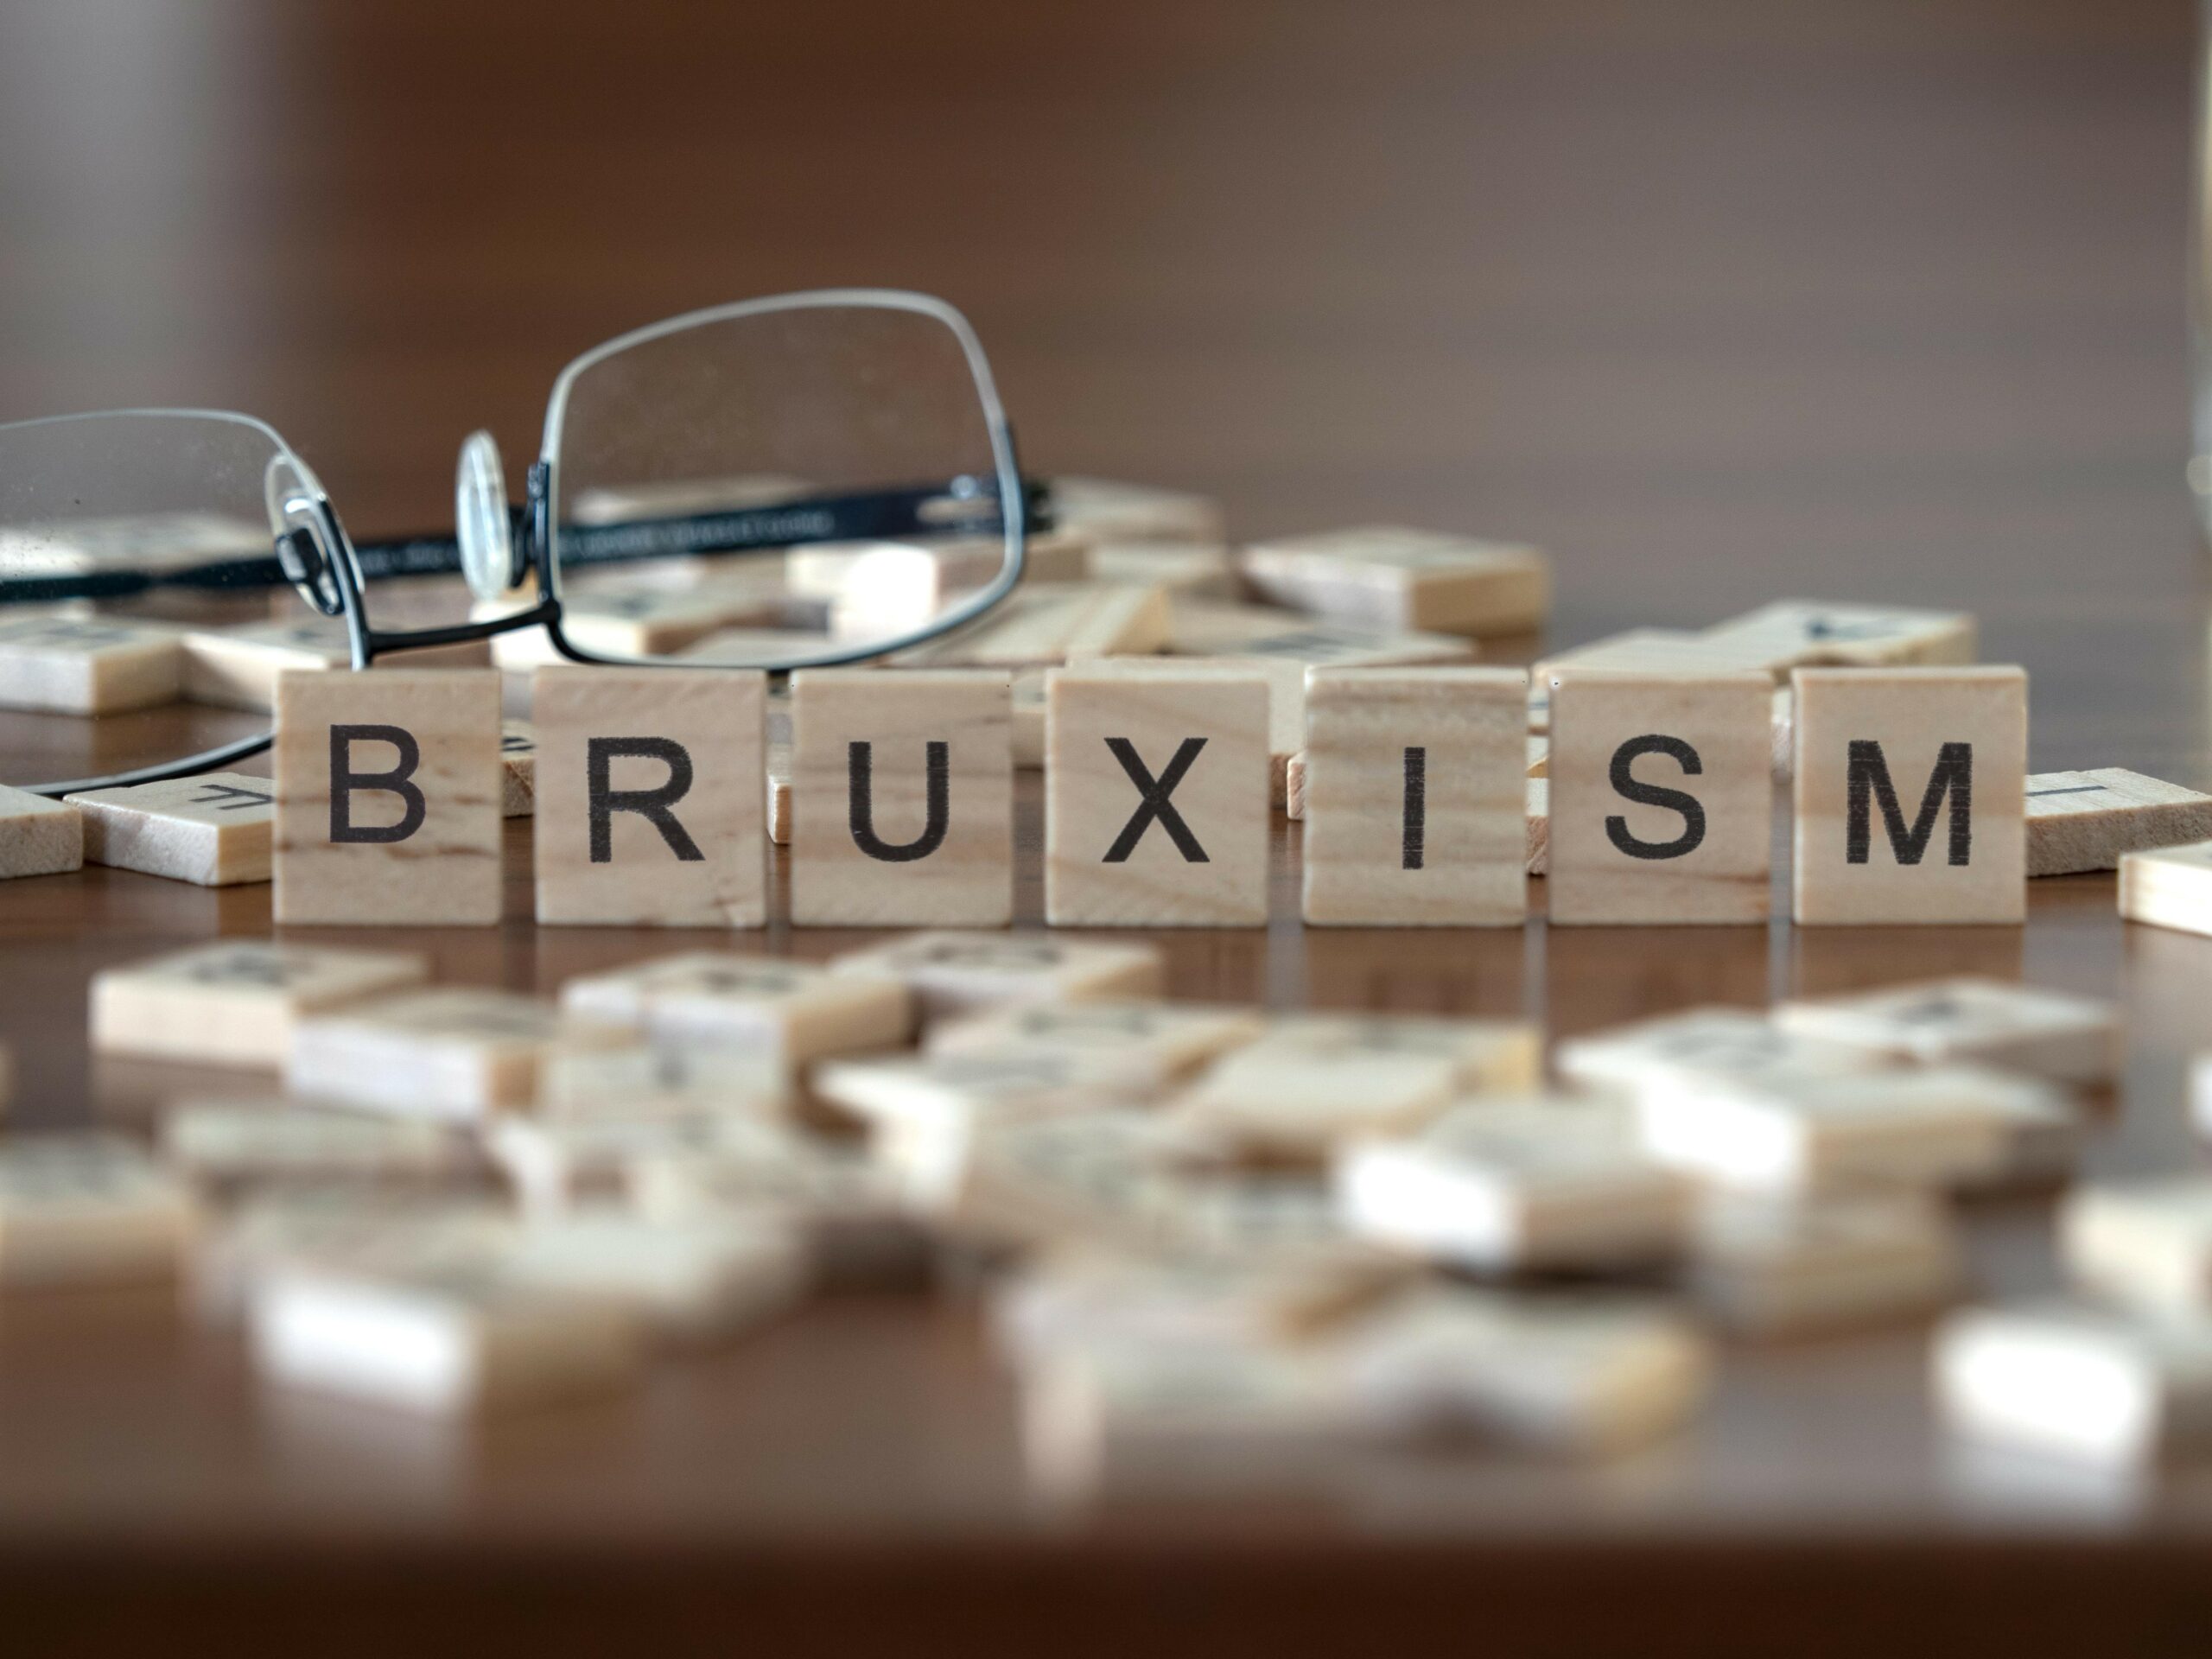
[0,0,2196,754]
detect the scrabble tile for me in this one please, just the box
[90,940,429,1067]
[0,1135,196,1286]
[189,1189,514,1325]
[1283,749,1306,821]
[828,534,1090,640]
[1259,1013,1542,1092]
[2120,841,2212,938]
[1791,666,2027,925]
[828,931,1164,1020]
[181,623,493,712]
[1633,1064,2049,1193]
[927,1000,1266,1090]
[994,1250,1393,1370]
[1555,1005,1885,1099]
[0,785,82,879]
[0,611,184,713]
[1525,776,1549,875]
[814,1049,1135,1209]
[1342,1289,1709,1452]
[2060,1178,2212,1316]
[1685,1189,1960,1335]
[1532,628,1758,700]
[286,988,631,1122]
[897,582,1171,667]
[249,1256,639,1416]
[1698,600,1976,678]
[1300,666,1528,926]
[65,770,274,886]
[1171,1043,1459,1164]
[1165,601,1474,667]
[1770,686,1796,780]
[1336,1097,1688,1272]
[534,1041,790,1120]
[950,1109,1203,1252]
[558,951,912,1069]
[499,1209,807,1342]
[1020,1337,1350,1502]
[1545,670,1773,926]
[1935,1301,2212,1467]
[1045,664,1271,926]
[532,666,766,927]
[555,581,787,657]
[1773,976,2120,1087]
[1237,525,1550,637]
[487,1111,798,1214]
[2027,768,2212,877]
[1096,654,1307,807]
[273,668,504,926]
[1086,543,1237,597]
[789,669,1012,926]
[1049,476,1225,545]
[499,720,536,817]
[162,1102,471,1190]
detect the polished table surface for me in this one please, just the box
[1,1,2209,1653]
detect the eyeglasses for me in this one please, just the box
[0,289,1040,796]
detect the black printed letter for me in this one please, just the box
[1103,737,1209,863]
[1605,734,1707,861]
[1847,740,1972,867]
[848,741,950,862]
[588,736,703,864]
[329,724,426,844]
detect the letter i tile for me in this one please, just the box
[1791,667,2026,925]
[533,667,766,927]
[273,669,504,926]
[790,670,1014,926]
[1044,665,1270,926]
[1548,669,1773,925]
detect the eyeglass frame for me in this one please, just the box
[2,288,1040,797]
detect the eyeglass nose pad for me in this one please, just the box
[263,451,344,617]
[456,429,521,603]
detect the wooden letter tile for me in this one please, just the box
[500,720,536,817]
[1300,666,1527,927]
[2026,768,2212,877]
[66,770,274,886]
[1548,669,1773,925]
[1045,665,1270,925]
[1790,666,2026,925]
[559,950,912,1069]
[0,1136,196,1286]
[2120,841,2212,938]
[273,668,503,926]
[92,940,429,1066]
[0,784,82,879]
[0,611,183,714]
[532,666,765,927]
[1236,525,1550,637]
[790,669,1012,926]
[1773,975,2120,1087]
[829,931,1164,1020]
[286,988,631,1121]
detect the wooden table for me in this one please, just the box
[1,1,2209,1651]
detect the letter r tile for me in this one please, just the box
[1044,664,1270,926]
[790,670,1013,926]
[1548,669,1773,925]
[1791,665,2026,925]
[533,666,766,927]
[273,669,503,926]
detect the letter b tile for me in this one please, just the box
[274,669,503,925]
[1792,666,2026,925]
[533,666,766,926]
[791,669,1013,926]
[1045,665,1270,926]
[1548,669,1773,925]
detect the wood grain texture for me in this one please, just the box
[1300,665,1527,926]
[790,670,1013,926]
[1791,667,2028,926]
[0,785,80,879]
[66,771,274,887]
[2026,768,2212,877]
[1548,670,1773,925]
[1045,666,1270,926]
[532,667,765,928]
[272,669,504,926]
